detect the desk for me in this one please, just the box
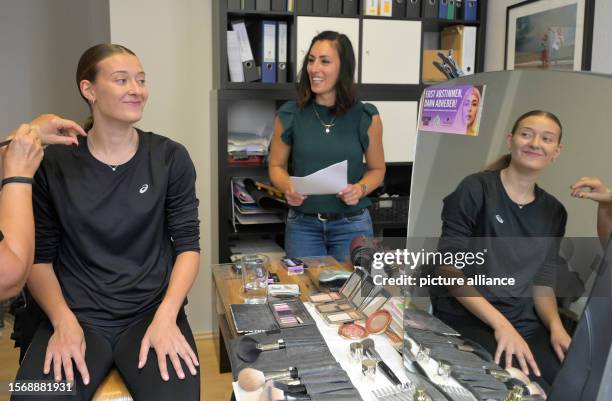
[211,257,351,373]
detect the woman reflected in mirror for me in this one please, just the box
[433,110,570,390]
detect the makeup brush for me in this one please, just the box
[361,338,402,386]
[238,337,286,362]
[279,371,350,386]
[237,336,326,363]
[238,364,342,391]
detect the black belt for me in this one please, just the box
[301,209,365,221]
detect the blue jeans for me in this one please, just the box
[284,208,374,263]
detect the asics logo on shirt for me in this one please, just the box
[139,184,149,194]
[495,214,504,224]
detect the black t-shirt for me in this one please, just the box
[433,170,567,336]
[33,130,200,327]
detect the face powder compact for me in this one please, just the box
[338,322,368,340]
[365,309,392,335]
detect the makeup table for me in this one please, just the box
[211,256,352,373]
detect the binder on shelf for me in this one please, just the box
[406,0,420,18]
[313,0,327,14]
[441,25,476,75]
[363,0,378,15]
[228,0,242,10]
[271,0,287,10]
[454,0,463,20]
[242,0,256,10]
[438,0,448,19]
[328,0,343,15]
[227,31,245,82]
[296,0,313,13]
[392,0,406,18]
[447,0,456,19]
[260,20,277,83]
[287,0,295,12]
[256,0,271,10]
[343,0,358,15]
[231,20,260,82]
[463,0,477,20]
[276,21,288,83]
[380,0,392,16]
[422,0,438,18]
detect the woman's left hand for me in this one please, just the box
[138,314,199,381]
[550,323,571,362]
[29,114,87,146]
[337,184,362,206]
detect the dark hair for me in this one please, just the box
[76,43,136,131]
[296,31,356,116]
[483,110,563,171]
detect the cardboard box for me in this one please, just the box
[422,50,449,83]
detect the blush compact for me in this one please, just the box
[338,322,368,340]
[365,309,392,335]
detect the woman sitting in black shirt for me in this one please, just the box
[433,110,571,389]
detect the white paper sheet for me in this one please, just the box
[290,160,348,195]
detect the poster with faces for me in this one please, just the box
[418,85,486,137]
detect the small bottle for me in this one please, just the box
[414,386,428,401]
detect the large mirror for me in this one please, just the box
[407,70,612,299]
[403,70,612,395]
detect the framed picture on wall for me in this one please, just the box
[505,0,595,71]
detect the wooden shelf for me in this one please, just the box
[227,10,293,18]
[228,222,286,235]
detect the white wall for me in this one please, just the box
[483,0,526,72]
[109,0,215,334]
[0,0,109,132]
[591,0,612,74]
[485,0,612,74]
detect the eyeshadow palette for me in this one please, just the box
[308,291,343,304]
[311,268,394,326]
[322,309,366,325]
[359,286,391,316]
[315,300,355,314]
[268,299,315,328]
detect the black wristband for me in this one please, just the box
[2,176,34,187]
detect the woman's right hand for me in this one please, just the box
[494,322,540,377]
[570,176,612,203]
[44,313,90,385]
[285,189,306,207]
[2,124,43,178]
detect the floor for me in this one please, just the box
[0,311,234,401]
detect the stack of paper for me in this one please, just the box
[232,178,284,228]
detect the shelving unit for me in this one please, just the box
[213,0,488,263]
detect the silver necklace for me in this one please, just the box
[88,138,119,171]
[501,169,531,209]
[312,104,336,134]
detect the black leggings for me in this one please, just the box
[434,310,561,390]
[11,310,200,401]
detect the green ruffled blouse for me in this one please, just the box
[277,100,379,213]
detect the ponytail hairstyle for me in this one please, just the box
[296,31,356,116]
[483,110,563,171]
[76,43,136,131]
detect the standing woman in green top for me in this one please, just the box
[269,30,385,262]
